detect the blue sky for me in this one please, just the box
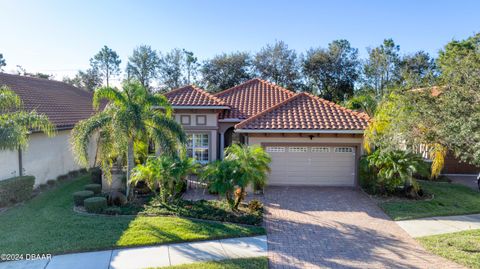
[1,0,479,81]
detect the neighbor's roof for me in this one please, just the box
[235,92,370,132]
[214,78,295,119]
[165,85,228,108]
[0,72,96,129]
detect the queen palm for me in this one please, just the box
[0,86,55,151]
[71,81,186,197]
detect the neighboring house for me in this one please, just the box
[0,73,97,186]
[165,78,369,186]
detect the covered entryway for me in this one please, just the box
[265,145,356,186]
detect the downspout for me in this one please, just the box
[18,147,23,176]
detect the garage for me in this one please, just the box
[265,145,357,186]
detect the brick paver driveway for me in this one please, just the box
[264,186,464,269]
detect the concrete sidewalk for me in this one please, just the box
[396,213,480,237]
[0,236,266,269]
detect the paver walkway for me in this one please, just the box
[396,213,480,237]
[264,186,464,269]
[0,236,266,269]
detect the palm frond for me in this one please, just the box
[429,143,447,179]
[93,87,126,110]
[148,114,186,144]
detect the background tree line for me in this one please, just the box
[58,38,438,102]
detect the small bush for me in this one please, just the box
[57,174,69,181]
[68,170,79,179]
[0,176,35,206]
[73,190,94,206]
[104,206,121,215]
[89,167,102,184]
[248,199,263,213]
[84,184,101,194]
[107,191,127,206]
[46,179,56,186]
[84,197,107,213]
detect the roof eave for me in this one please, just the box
[172,105,230,110]
[235,129,365,134]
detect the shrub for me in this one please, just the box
[68,170,79,179]
[107,191,127,206]
[89,167,102,184]
[0,176,35,206]
[84,197,107,213]
[72,190,94,206]
[84,184,101,194]
[57,174,69,181]
[104,206,121,215]
[46,179,56,186]
[248,199,263,213]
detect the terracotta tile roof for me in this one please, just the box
[214,78,295,119]
[235,92,370,131]
[0,73,96,129]
[165,85,228,107]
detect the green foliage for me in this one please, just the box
[83,196,108,213]
[343,92,377,116]
[141,198,263,226]
[84,184,101,194]
[202,145,271,210]
[126,45,160,89]
[362,149,429,196]
[253,40,301,90]
[63,68,102,92]
[398,51,437,88]
[72,190,94,206]
[90,45,121,87]
[201,52,253,93]
[130,154,198,203]
[71,81,186,197]
[158,48,199,91]
[247,199,263,214]
[89,167,102,184]
[0,53,5,71]
[303,39,360,102]
[0,86,55,151]
[104,206,121,215]
[362,38,401,97]
[0,176,35,206]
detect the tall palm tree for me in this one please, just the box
[0,86,55,151]
[224,144,271,209]
[71,81,186,197]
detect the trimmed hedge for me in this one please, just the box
[89,167,102,184]
[84,184,101,194]
[73,190,94,206]
[84,197,107,213]
[0,176,35,207]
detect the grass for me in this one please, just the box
[155,257,268,269]
[0,174,265,255]
[379,181,480,220]
[418,229,480,268]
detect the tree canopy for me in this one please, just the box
[90,45,121,87]
[201,52,253,92]
[126,45,160,89]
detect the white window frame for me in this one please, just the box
[266,146,285,153]
[334,147,354,153]
[187,133,209,164]
[289,147,308,153]
[311,147,330,153]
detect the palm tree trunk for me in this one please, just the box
[126,139,134,198]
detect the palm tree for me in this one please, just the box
[224,144,271,209]
[0,86,55,151]
[71,81,186,197]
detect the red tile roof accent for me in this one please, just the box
[214,78,295,119]
[235,92,370,131]
[165,85,227,107]
[0,73,97,129]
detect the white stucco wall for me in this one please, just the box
[0,129,96,186]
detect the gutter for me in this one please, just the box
[234,129,365,134]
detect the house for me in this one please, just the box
[165,78,369,186]
[0,73,96,186]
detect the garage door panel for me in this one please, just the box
[267,145,356,186]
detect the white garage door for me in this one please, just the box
[266,145,356,186]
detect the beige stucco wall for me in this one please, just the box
[0,129,96,186]
[174,113,218,127]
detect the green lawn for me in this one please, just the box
[0,175,264,255]
[380,181,480,221]
[418,229,480,269]
[155,257,268,269]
